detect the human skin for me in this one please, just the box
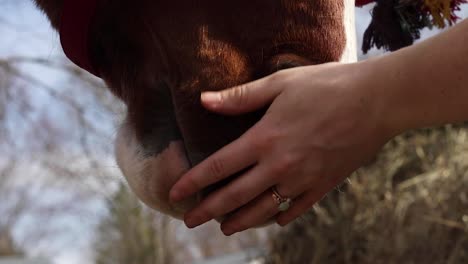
[170,18,468,236]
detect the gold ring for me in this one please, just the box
[271,186,292,212]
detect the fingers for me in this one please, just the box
[201,71,286,115]
[220,185,296,236]
[276,187,328,226]
[275,171,350,226]
[183,162,276,228]
[220,190,279,235]
[169,129,259,202]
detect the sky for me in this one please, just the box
[1,3,117,263]
[1,1,467,264]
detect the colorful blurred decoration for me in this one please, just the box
[356,0,467,53]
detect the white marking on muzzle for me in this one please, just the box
[115,122,199,219]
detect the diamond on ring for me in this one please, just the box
[271,187,292,212]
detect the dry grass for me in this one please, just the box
[268,125,468,264]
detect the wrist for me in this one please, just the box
[355,56,407,142]
[362,20,468,137]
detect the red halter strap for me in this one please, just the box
[59,0,100,77]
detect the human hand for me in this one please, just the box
[169,61,395,235]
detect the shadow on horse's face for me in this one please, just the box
[38,0,355,222]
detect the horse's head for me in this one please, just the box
[35,0,356,222]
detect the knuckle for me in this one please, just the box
[208,158,226,179]
[253,128,282,152]
[182,174,202,192]
[250,136,266,151]
[247,137,265,154]
[272,153,298,174]
[225,84,248,107]
[264,129,281,145]
[226,187,248,206]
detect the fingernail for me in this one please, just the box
[222,226,235,236]
[201,92,221,107]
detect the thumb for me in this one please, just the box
[201,73,285,115]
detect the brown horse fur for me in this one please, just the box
[34,0,355,223]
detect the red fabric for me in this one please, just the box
[60,0,100,77]
[355,0,375,7]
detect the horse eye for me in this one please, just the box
[263,54,311,77]
[275,60,304,71]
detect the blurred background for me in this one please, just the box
[0,1,467,263]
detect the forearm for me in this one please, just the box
[364,18,468,136]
